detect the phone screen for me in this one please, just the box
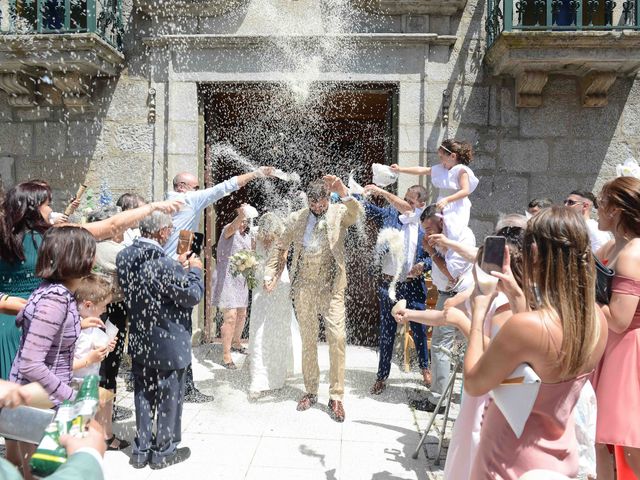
[190,232,204,256]
[481,236,506,274]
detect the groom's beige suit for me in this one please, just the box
[265,199,363,400]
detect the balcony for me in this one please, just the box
[0,0,124,109]
[484,0,640,107]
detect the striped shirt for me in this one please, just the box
[9,282,80,405]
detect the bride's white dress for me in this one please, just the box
[248,241,302,394]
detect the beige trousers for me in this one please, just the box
[292,271,346,401]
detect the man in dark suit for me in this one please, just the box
[356,184,432,396]
[117,211,204,470]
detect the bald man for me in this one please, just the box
[164,168,273,257]
[164,167,273,403]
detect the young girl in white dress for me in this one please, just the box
[247,213,301,400]
[392,139,479,241]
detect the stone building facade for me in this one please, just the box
[1,0,639,337]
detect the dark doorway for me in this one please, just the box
[200,82,399,346]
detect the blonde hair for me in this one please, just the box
[75,273,112,305]
[522,206,599,378]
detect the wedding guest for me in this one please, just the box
[117,211,204,470]
[563,190,611,252]
[8,226,96,479]
[86,206,132,423]
[212,206,253,369]
[72,274,128,452]
[592,176,640,478]
[0,182,51,381]
[356,184,431,394]
[0,294,27,315]
[411,205,475,412]
[248,213,301,399]
[264,176,363,422]
[466,206,607,479]
[0,379,106,480]
[527,197,553,217]
[116,193,147,246]
[163,167,274,402]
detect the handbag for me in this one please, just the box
[595,256,615,305]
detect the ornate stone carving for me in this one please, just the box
[579,72,617,107]
[53,72,92,112]
[0,73,37,107]
[515,71,548,107]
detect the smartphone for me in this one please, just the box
[481,236,506,274]
[177,230,204,257]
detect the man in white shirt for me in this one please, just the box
[164,167,274,403]
[564,190,611,253]
[413,205,475,412]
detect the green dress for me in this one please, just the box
[0,231,42,379]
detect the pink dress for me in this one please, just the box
[472,373,590,479]
[211,227,253,309]
[443,294,508,480]
[593,275,640,447]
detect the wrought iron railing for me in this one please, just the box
[486,0,640,47]
[0,0,124,51]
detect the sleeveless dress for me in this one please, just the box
[443,293,508,480]
[247,240,302,394]
[472,372,590,480]
[0,231,43,379]
[593,275,640,447]
[431,164,479,242]
[211,226,253,309]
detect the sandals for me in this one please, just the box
[231,346,248,355]
[106,435,130,451]
[223,361,237,370]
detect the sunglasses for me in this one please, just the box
[439,144,453,155]
[563,199,585,207]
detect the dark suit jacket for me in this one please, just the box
[116,238,204,370]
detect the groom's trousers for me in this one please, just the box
[292,249,346,401]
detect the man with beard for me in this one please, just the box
[264,176,363,422]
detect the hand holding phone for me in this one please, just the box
[177,230,204,258]
[480,236,506,274]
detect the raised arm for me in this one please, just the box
[82,200,182,241]
[155,257,205,309]
[428,233,479,263]
[363,184,412,214]
[223,207,247,240]
[236,166,275,188]
[390,164,432,176]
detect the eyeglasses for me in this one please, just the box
[180,182,200,191]
[563,199,585,207]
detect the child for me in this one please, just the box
[73,274,129,451]
[392,139,479,241]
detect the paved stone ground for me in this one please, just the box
[2,344,462,479]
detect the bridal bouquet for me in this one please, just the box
[229,249,260,289]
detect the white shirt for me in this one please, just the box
[586,218,611,253]
[73,327,109,382]
[381,208,422,278]
[302,196,355,248]
[431,225,476,292]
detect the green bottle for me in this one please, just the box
[29,421,67,477]
[74,374,100,429]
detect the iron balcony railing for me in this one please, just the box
[486,0,640,47]
[0,0,124,51]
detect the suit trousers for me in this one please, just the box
[376,279,429,381]
[131,361,186,464]
[292,279,346,401]
[427,293,462,403]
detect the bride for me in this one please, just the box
[248,212,301,399]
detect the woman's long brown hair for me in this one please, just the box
[522,206,599,378]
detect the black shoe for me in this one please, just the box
[129,456,148,469]
[149,447,191,470]
[184,388,214,403]
[112,405,133,422]
[411,399,445,414]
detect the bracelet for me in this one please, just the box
[0,294,9,303]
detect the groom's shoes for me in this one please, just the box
[328,400,345,423]
[369,380,386,395]
[296,393,318,411]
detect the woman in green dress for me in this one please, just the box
[0,182,52,380]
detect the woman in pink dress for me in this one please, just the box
[592,176,640,479]
[464,206,608,480]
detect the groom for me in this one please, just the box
[264,175,363,422]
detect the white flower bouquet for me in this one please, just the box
[229,249,260,289]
